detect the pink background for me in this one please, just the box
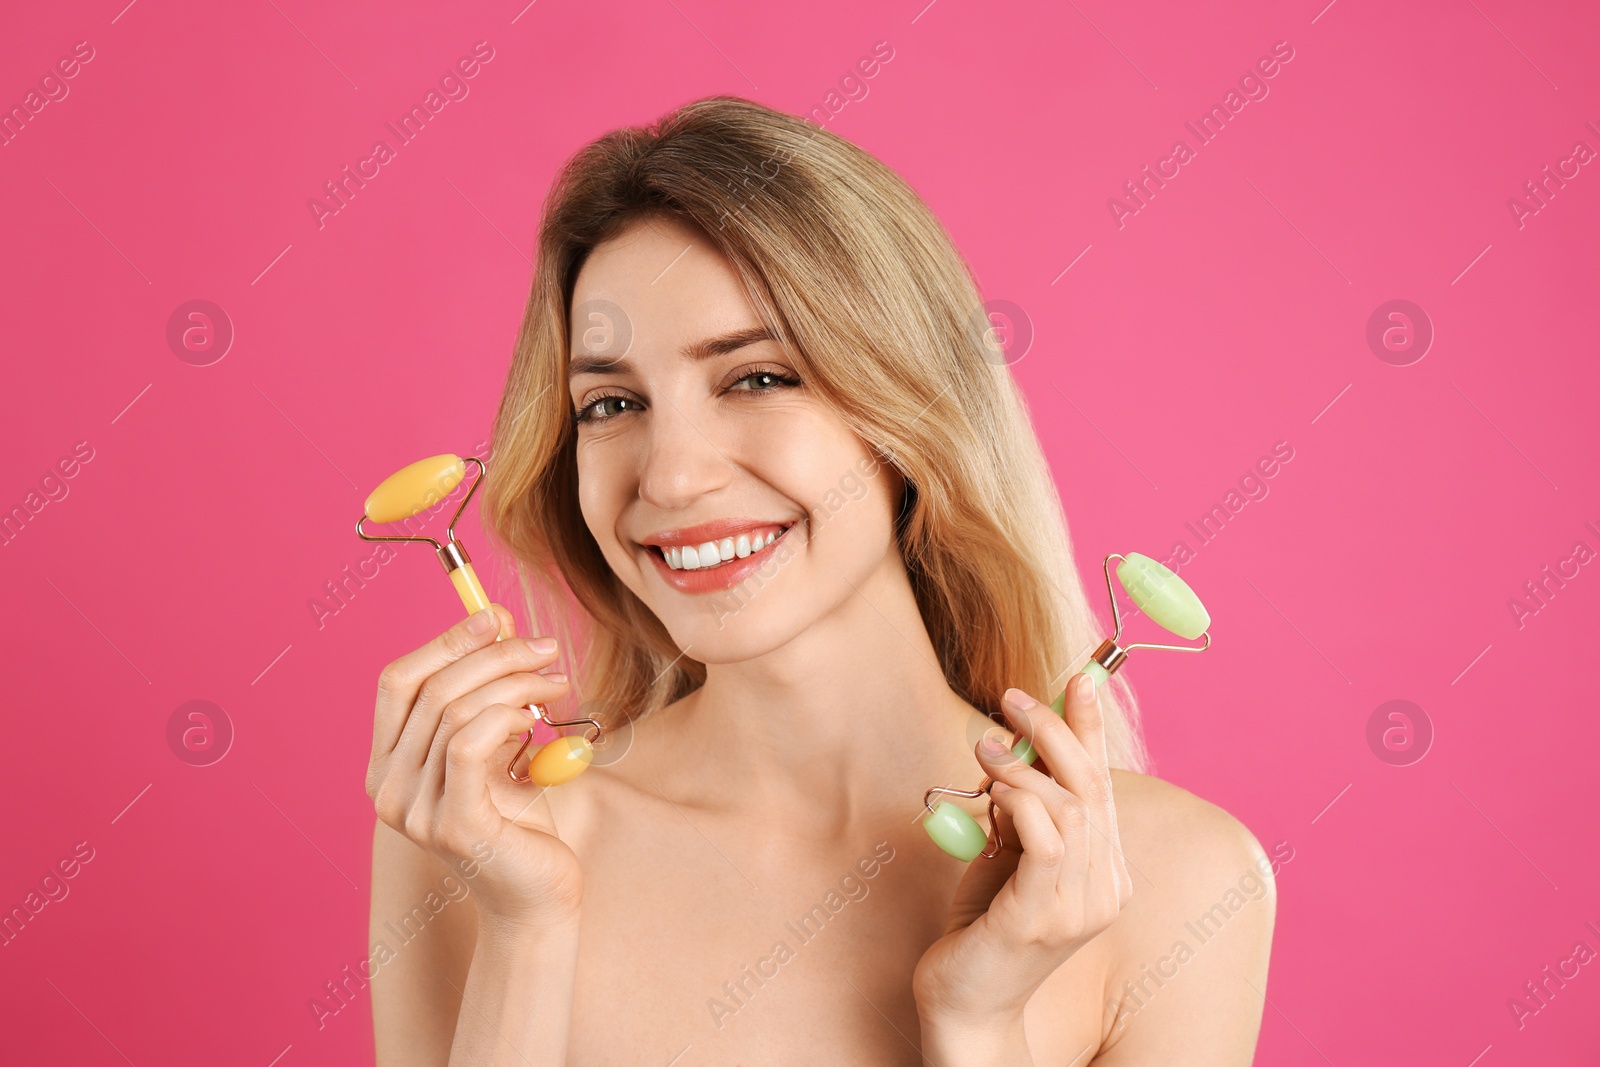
[3,0,1597,1063]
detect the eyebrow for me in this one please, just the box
[568,325,777,378]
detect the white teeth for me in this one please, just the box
[659,525,788,570]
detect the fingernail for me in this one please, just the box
[467,609,497,635]
[1076,673,1097,700]
[529,636,557,655]
[542,671,568,684]
[1002,688,1037,713]
[980,735,1008,756]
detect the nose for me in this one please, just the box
[636,393,736,512]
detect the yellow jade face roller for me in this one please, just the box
[921,553,1213,862]
[355,453,602,788]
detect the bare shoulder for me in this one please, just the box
[1087,770,1280,1064]
[1100,768,1278,981]
[1107,768,1276,884]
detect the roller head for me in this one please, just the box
[922,800,990,861]
[363,454,467,523]
[1115,552,1210,640]
[527,735,594,787]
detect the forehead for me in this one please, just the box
[569,216,758,359]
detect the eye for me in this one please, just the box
[572,392,642,426]
[572,366,801,427]
[726,366,801,394]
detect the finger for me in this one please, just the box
[437,702,545,838]
[491,603,517,640]
[1061,672,1110,774]
[374,607,503,757]
[1058,675,1132,900]
[424,671,572,770]
[976,729,1056,797]
[977,729,1102,876]
[988,694,1115,892]
[994,774,1121,945]
[987,687,1129,915]
[1001,686,1108,817]
[392,635,562,768]
[988,780,1082,908]
[396,670,559,842]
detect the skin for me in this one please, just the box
[367,215,1274,1065]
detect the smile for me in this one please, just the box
[639,521,799,595]
[653,524,790,571]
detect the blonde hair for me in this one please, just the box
[480,95,1149,773]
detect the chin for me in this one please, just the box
[656,585,814,663]
[675,626,791,666]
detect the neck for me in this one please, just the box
[634,553,986,840]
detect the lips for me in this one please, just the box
[639,519,800,596]
[639,517,796,550]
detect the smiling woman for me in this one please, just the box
[364,94,1273,1066]
[485,103,1143,761]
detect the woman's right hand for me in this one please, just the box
[366,604,583,925]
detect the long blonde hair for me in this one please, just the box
[480,95,1149,772]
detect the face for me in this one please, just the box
[567,214,905,661]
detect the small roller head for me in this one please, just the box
[922,800,991,861]
[1115,552,1210,640]
[527,735,594,787]
[364,454,466,523]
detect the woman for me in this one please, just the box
[365,95,1274,1065]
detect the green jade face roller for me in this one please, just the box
[921,552,1212,862]
[355,453,602,788]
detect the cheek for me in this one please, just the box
[575,452,603,523]
[810,471,896,559]
[748,416,896,555]
[575,444,630,551]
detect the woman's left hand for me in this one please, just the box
[912,672,1134,1033]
